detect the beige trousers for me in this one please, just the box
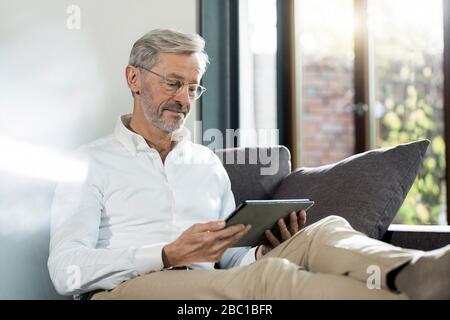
[93,215,417,299]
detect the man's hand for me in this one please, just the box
[255,209,307,260]
[162,221,251,268]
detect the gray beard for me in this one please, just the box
[140,89,189,133]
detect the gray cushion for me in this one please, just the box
[215,146,292,206]
[272,140,430,239]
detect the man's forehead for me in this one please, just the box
[154,52,203,81]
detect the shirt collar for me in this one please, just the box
[114,114,191,156]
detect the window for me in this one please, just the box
[238,0,278,147]
[293,0,447,225]
[216,0,449,225]
[296,0,355,166]
[371,0,446,224]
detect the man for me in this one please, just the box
[48,29,449,300]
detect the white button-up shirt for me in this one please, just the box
[48,114,256,295]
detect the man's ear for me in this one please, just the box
[125,65,141,95]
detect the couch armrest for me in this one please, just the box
[381,224,450,251]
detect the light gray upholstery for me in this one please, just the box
[214,146,292,206]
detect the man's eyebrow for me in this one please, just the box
[166,72,199,84]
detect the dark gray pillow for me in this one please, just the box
[272,140,430,239]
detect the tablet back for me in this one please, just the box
[226,199,314,247]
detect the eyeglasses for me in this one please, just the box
[137,66,206,101]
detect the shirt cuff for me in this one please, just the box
[238,246,257,266]
[134,243,167,275]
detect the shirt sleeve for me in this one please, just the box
[47,152,157,296]
[134,243,167,274]
[238,247,257,266]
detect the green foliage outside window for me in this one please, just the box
[375,5,446,224]
[374,0,446,225]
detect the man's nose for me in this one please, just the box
[173,85,192,108]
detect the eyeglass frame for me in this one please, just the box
[135,65,207,101]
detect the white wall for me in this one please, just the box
[0,0,199,149]
[0,0,198,299]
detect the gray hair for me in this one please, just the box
[129,29,209,74]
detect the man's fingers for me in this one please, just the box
[191,220,226,233]
[265,229,281,247]
[217,224,252,249]
[298,210,307,228]
[215,224,248,240]
[289,211,298,234]
[277,218,291,241]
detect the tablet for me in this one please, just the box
[225,199,314,247]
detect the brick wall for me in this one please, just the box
[301,58,355,167]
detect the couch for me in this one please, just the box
[1,146,449,299]
[216,146,450,252]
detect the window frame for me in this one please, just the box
[199,0,240,145]
[444,0,450,224]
